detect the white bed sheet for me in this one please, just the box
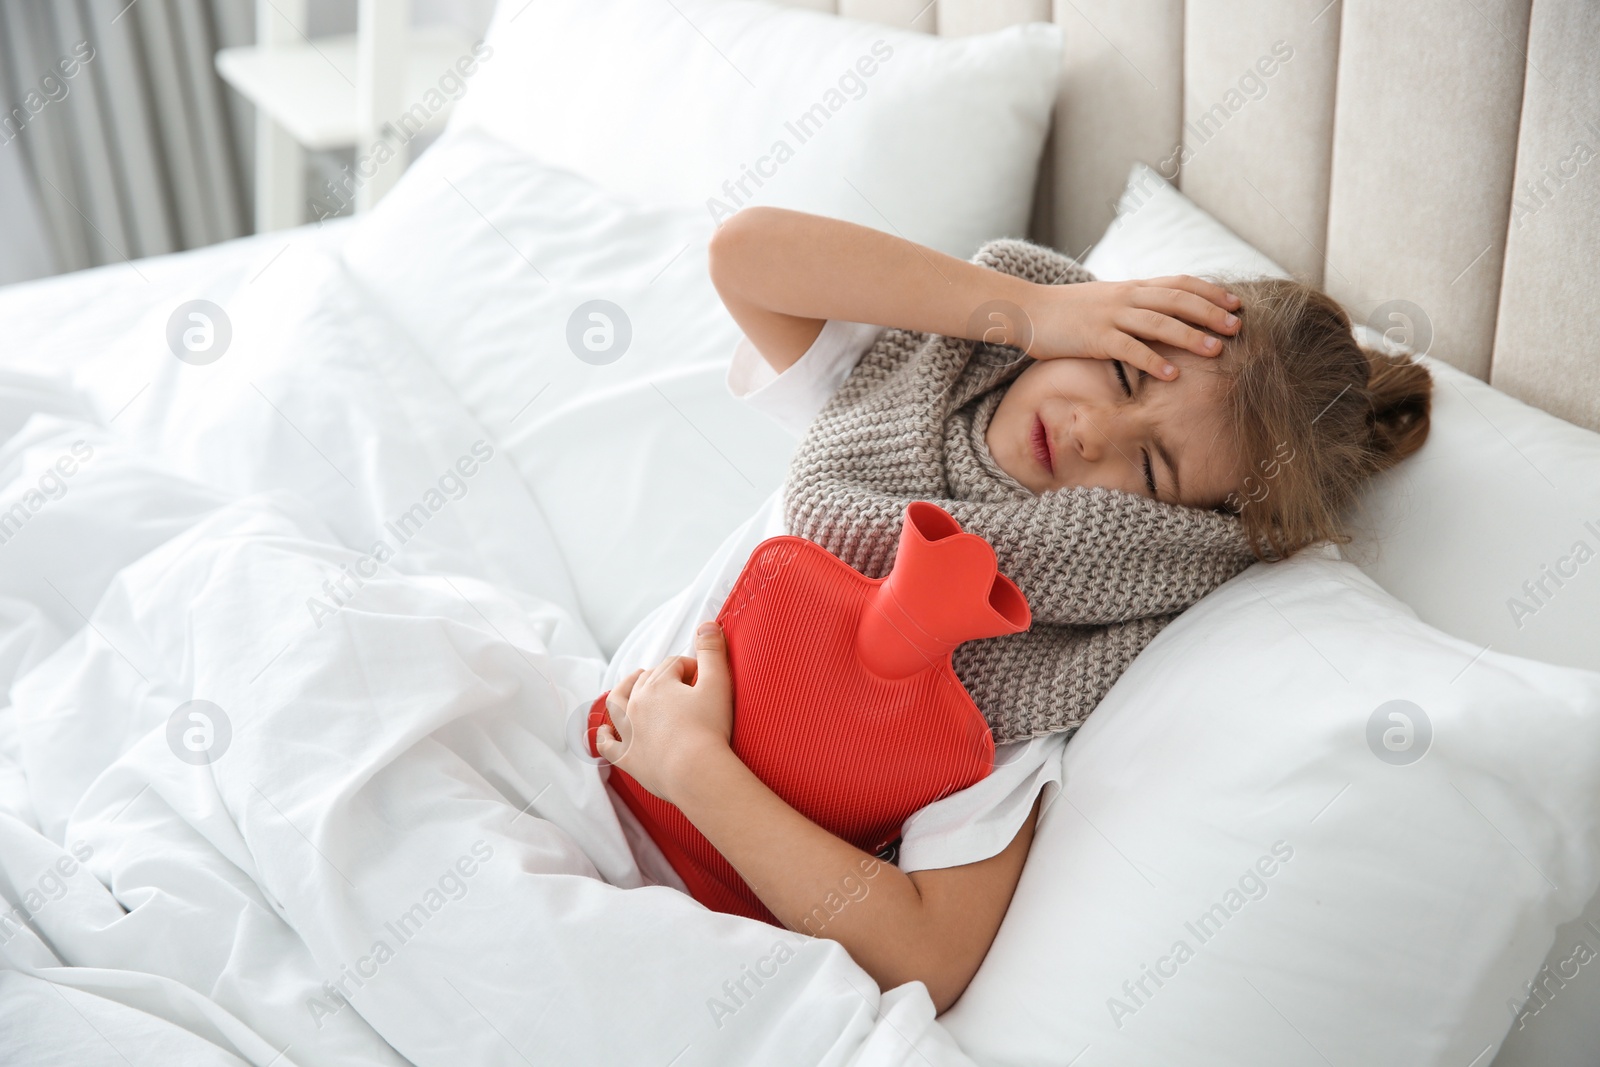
[0,222,353,384]
[0,234,971,1067]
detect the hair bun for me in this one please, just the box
[1359,342,1432,473]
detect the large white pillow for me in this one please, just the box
[449,0,1062,259]
[1082,162,1291,282]
[340,127,797,656]
[943,548,1600,1066]
[1054,160,1600,1066]
[1342,346,1600,675]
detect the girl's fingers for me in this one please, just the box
[1146,275,1243,315]
[644,655,698,688]
[1114,333,1172,381]
[1130,290,1239,351]
[1142,285,1242,337]
[613,668,644,700]
[608,670,640,716]
[667,655,698,683]
[1114,306,1222,364]
[642,656,678,687]
[605,687,628,727]
[594,723,622,764]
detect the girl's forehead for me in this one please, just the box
[1143,354,1244,505]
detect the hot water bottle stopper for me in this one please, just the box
[586,500,1031,925]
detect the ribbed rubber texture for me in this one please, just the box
[589,504,1029,925]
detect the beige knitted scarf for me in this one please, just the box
[783,238,1257,744]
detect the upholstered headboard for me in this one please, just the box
[775,0,1600,433]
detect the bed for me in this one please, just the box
[0,1,1597,1065]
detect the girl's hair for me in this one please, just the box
[1214,276,1432,561]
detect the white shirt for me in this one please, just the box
[601,320,1065,886]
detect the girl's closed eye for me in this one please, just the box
[1113,359,1134,396]
[1112,361,1158,494]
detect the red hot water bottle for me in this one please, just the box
[586,501,1031,925]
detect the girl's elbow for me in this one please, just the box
[708,206,775,277]
[852,934,976,1014]
[920,953,983,1015]
[708,211,748,293]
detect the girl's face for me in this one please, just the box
[986,341,1242,508]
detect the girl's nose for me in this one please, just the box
[1070,404,1109,462]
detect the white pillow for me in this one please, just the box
[1058,160,1600,1066]
[340,127,797,656]
[449,0,1062,259]
[942,549,1600,1066]
[1082,162,1291,282]
[1343,344,1600,675]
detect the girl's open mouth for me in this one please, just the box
[1031,414,1054,476]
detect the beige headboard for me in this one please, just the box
[776,0,1600,433]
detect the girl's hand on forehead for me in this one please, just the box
[1012,275,1242,381]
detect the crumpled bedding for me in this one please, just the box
[0,245,971,1067]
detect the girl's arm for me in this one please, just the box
[595,622,1042,1013]
[708,205,1242,382]
[675,743,1040,1014]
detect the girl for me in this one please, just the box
[592,207,1431,1012]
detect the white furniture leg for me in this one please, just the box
[256,118,304,232]
[355,0,407,212]
[253,0,308,232]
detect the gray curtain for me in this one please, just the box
[0,0,252,280]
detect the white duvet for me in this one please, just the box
[0,247,969,1066]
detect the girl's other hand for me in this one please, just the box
[594,621,735,804]
[1017,275,1243,381]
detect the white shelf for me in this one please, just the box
[216,27,472,151]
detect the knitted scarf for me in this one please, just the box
[783,238,1257,744]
